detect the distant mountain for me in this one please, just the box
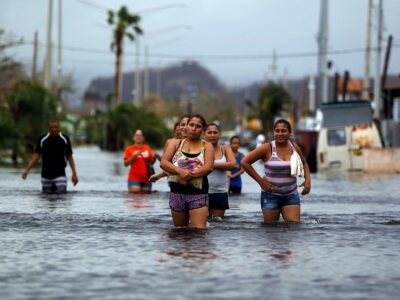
[83,61,226,109]
[85,60,375,115]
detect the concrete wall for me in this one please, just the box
[362,148,400,173]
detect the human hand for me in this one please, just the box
[149,173,161,182]
[72,174,79,186]
[298,180,311,195]
[22,171,28,180]
[178,169,192,181]
[260,179,275,192]
[133,150,141,157]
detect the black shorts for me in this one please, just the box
[208,192,229,210]
[229,186,242,194]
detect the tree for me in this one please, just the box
[246,81,292,135]
[3,81,60,164]
[0,30,26,108]
[107,6,143,105]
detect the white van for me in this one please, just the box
[317,100,383,171]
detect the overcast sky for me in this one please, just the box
[1,0,400,94]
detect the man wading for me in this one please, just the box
[22,120,78,193]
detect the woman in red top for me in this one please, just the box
[123,129,156,193]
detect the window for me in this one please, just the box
[327,128,346,146]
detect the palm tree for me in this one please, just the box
[107,6,143,105]
[246,81,292,136]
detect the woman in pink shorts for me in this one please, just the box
[160,114,214,229]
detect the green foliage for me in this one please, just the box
[84,103,170,151]
[0,81,61,163]
[247,81,292,134]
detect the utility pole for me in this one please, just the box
[57,0,63,101]
[133,37,141,105]
[308,74,316,114]
[156,61,162,96]
[317,0,329,105]
[43,0,53,90]
[363,0,373,99]
[268,49,278,82]
[144,44,149,98]
[373,0,383,119]
[282,67,288,90]
[32,31,38,81]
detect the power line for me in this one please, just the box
[11,41,400,62]
[75,0,108,13]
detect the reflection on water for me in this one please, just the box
[0,147,399,300]
[160,229,217,273]
[113,162,123,176]
[124,192,153,210]
[270,249,293,262]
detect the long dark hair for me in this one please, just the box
[188,114,207,128]
[273,119,292,132]
[205,122,220,132]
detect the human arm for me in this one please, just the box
[160,140,191,180]
[67,155,79,186]
[149,170,168,182]
[293,143,311,195]
[123,150,142,167]
[152,151,162,163]
[214,145,236,171]
[22,153,40,179]
[228,153,245,178]
[228,167,245,179]
[241,143,275,192]
[189,142,214,178]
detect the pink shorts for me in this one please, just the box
[169,192,209,212]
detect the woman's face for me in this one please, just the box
[133,130,145,144]
[179,117,189,138]
[230,138,240,151]
[204,125,220,145]
[186,117,204,140]
[274,123,291,143]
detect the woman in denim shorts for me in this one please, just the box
[241,119,311,222]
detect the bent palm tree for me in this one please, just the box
[107,6,143,105]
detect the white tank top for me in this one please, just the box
[208,146,228,194]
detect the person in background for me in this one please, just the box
[228,135,245,194]
[241,119,311,222]
[123,129,157,193]
[160,114,214,229]
[204,123,236,219]
[172,121,181,139]
[22,119,78,193]
[149,114,191,183]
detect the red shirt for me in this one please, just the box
[124,144,153,182]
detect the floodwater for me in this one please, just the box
[1,146,399,300]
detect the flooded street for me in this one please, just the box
[1,146,399,300]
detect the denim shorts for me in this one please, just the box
[128,180,152,189]
[261,191,300,210]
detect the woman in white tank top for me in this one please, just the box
[204,123,236,219]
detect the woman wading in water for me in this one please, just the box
[160,114,214,229]
[241,119,311,222]
[204,123,236,219]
